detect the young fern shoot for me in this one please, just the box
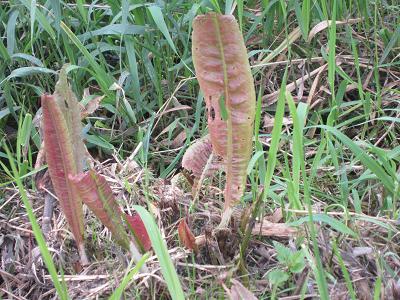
[69,170,150,271]
[43,66,150,270]
[191,13,255,228]
[41,67,88,264]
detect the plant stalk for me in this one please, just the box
[239,188,264,271]
[78,243,89,266]
[129,242,149,273]
[218,206,234,228]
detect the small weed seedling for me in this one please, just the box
[267,241,306,298]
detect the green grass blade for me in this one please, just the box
[3,142,69,300]
[332,241,357,300]
[20,0,56,40]
[11,53,44,66]
[133,205,185,300]
[224,0,234,14]
[108,253,150,300]
[286,92,330,298]
[0,37,10,61]
[316,125,395,194]
[50,0,62,33]
[237,0,243,32]
[30,0,36,53]
[328,0,337,106]
[78,24,146,41]
[286,92,304,209]
[125,37,141,105]
[301,0,310,39]
[379,24,400,65]
[260,68,287,203]
[2,67,56,85]
[148,5,178,54]
[6,9,19,55]
[289,214,357,237]
[60,22,113,93]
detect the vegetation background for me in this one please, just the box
[0,0,399,299]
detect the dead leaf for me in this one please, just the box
[81,88,104,118]
[352,247,373,257]
[307,18,362,42]
[182,135,222,178]
[195,212,296,249]
[252,220,296,237]
[353,270,372,300]
[265,209,283,223]
[159,130,187,148]
[171,130,187,148]
[263,114,292,133]
[263,64,329,105]
[229,279,257,300]
[239,207,252,233]
[178,219,198,253]
[391,280,400,300]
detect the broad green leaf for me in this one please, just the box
[289,251,306,273]
[268,269,289,286]
[273,241,292,265]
